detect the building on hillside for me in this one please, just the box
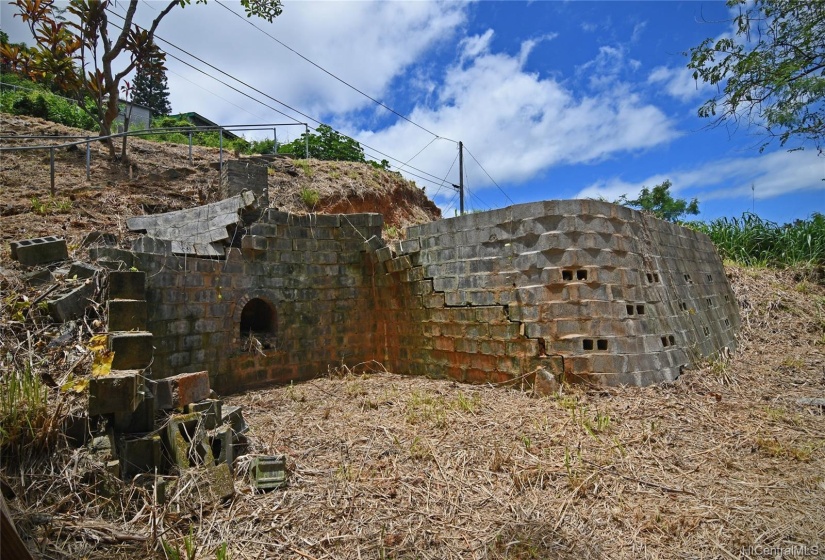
[169,112,241,140]
[115,100,152,132]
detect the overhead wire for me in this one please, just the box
[105,7,452,186]
[110,4,520,205]
[462,144,516,206]
[213,0,457,143]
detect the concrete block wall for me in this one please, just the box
[98,210,383,393]
[380,199,739,386]
[93,198,739,392]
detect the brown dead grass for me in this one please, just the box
[3,265,823,559]
[0,113,439,258]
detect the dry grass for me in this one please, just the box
[3,264,824,559]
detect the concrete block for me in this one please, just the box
[22,268,53,286]
[107,299,148,332]
[108,271,146,300]
[221,405,248,436]
[117,433,162,479]
[186,398,222,430]
[67,261,100,280]
[241,235,267,251]
[192,463,235,502]
[250,455,287,491]
[81,231,118,248]
[46,280,97,323]
[209,424,233,468]
[10,236,68,265]
[113,385,155,433]
[399,239,421,254]
[385,256,412,274]
[108,331,153,370]
[363,235,385,253]
[375,246,393,262]
[88,370,141,416]
[165,411,212,469]
[155,371,211,410]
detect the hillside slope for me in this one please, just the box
[0,112,440,257]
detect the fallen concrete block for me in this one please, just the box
[10,236,68,266]
[47,279,96,322]
[81,231,118,248]
[250,455,287,491]
[180,463,235,503]
[117,433,162,479]
[107,299,148,332]
[22,268,52,286]
[241,235,267,252]
[108,331,153,370]
[363,235,385,253]
[221,405,248,436]
[209,424,233,468]
[375,246,393,263]
[113,385,155,433]
[186,399,222,430]
[165,411,212,469]
[531,367,561,397]
[88,370,141,416]
[67,261,100,280]
[155,371,211,410]
[107,270,146,300]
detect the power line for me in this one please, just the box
[214,0,456,144]
[462,144,516,206]
[105,8,452,185]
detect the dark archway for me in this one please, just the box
[239,297,276,338]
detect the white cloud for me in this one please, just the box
[103,1,469,127]
[647,66,712,103]
[358,36,678,205]
[577,150,825,204]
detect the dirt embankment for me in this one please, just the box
[0,112,440,259]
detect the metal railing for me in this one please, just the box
[0,122,309,194]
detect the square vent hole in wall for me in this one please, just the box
[646,272,660,283]
[240,298,277,350]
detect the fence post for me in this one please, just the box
[188,131,193,166]
[50,147,55,195]
[304,124,309,159]
[219,129,223,189]
[85,137,91,181]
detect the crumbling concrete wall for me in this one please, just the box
[93,198,739,392]
[96,210,383,393]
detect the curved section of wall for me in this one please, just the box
[381,199,740,386]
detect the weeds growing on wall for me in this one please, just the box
[689,212,825,269]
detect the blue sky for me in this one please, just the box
[2,1,823,223]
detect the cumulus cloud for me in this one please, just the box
[359,35,678,205]
[647,65,712,103]
[577,149,825,204]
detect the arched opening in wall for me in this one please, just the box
[240,298,277,350]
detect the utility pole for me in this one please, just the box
[458,141,465,215]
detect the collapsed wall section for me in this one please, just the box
[95,210,384,393]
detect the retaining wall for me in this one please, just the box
[93,199,739,392]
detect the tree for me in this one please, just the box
[278,124,366,162]
[3,0,282,158]
[687,0,825,153]
[619,180,699,222]
[131,44,172,117]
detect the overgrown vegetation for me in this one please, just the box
[689,212,825,268]
[0,74,98,130]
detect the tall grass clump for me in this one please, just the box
[690,212,825,269]
[0,366,53,457]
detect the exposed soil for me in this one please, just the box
[1,112,824,559]
[0,113,440,262]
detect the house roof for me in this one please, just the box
[169,112,241,140]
